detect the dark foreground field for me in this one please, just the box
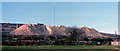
[1,45,120,51]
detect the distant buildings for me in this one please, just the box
[1,23,44,35]
[111,41,120,46]
[1,23,23,35]
[36,23,44,25]
[111,41,118,46]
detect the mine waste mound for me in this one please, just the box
[9,24,111,38]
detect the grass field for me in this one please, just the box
[2,45,120,51]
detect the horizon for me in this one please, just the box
[2,2,118,34]
[1,22,118,35]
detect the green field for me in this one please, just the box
[2,45,120,51]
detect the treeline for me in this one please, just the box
[2,35,113,41]
[2,28,113,46]
[2,35,113,46]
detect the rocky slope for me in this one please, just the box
[9,24,110,38]
[80,26,109,38]
[10,24,50,35]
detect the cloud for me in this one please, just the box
[92,22,111,27]
[101,22,111,26]
[1,21,24,24]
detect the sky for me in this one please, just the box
[2,2,118,34]
[1,0,119,2]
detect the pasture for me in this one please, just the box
[2,45,120,51]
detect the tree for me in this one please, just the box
[91,38,103,42]
[69,28,85,41]
[102,38,113,41]
[82,37,89,41]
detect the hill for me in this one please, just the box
[10,24,109,38]
[1,23,120,38]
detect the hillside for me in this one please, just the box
[1,23,120,38]
[1,23,23,35]
[10,24,109,38]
